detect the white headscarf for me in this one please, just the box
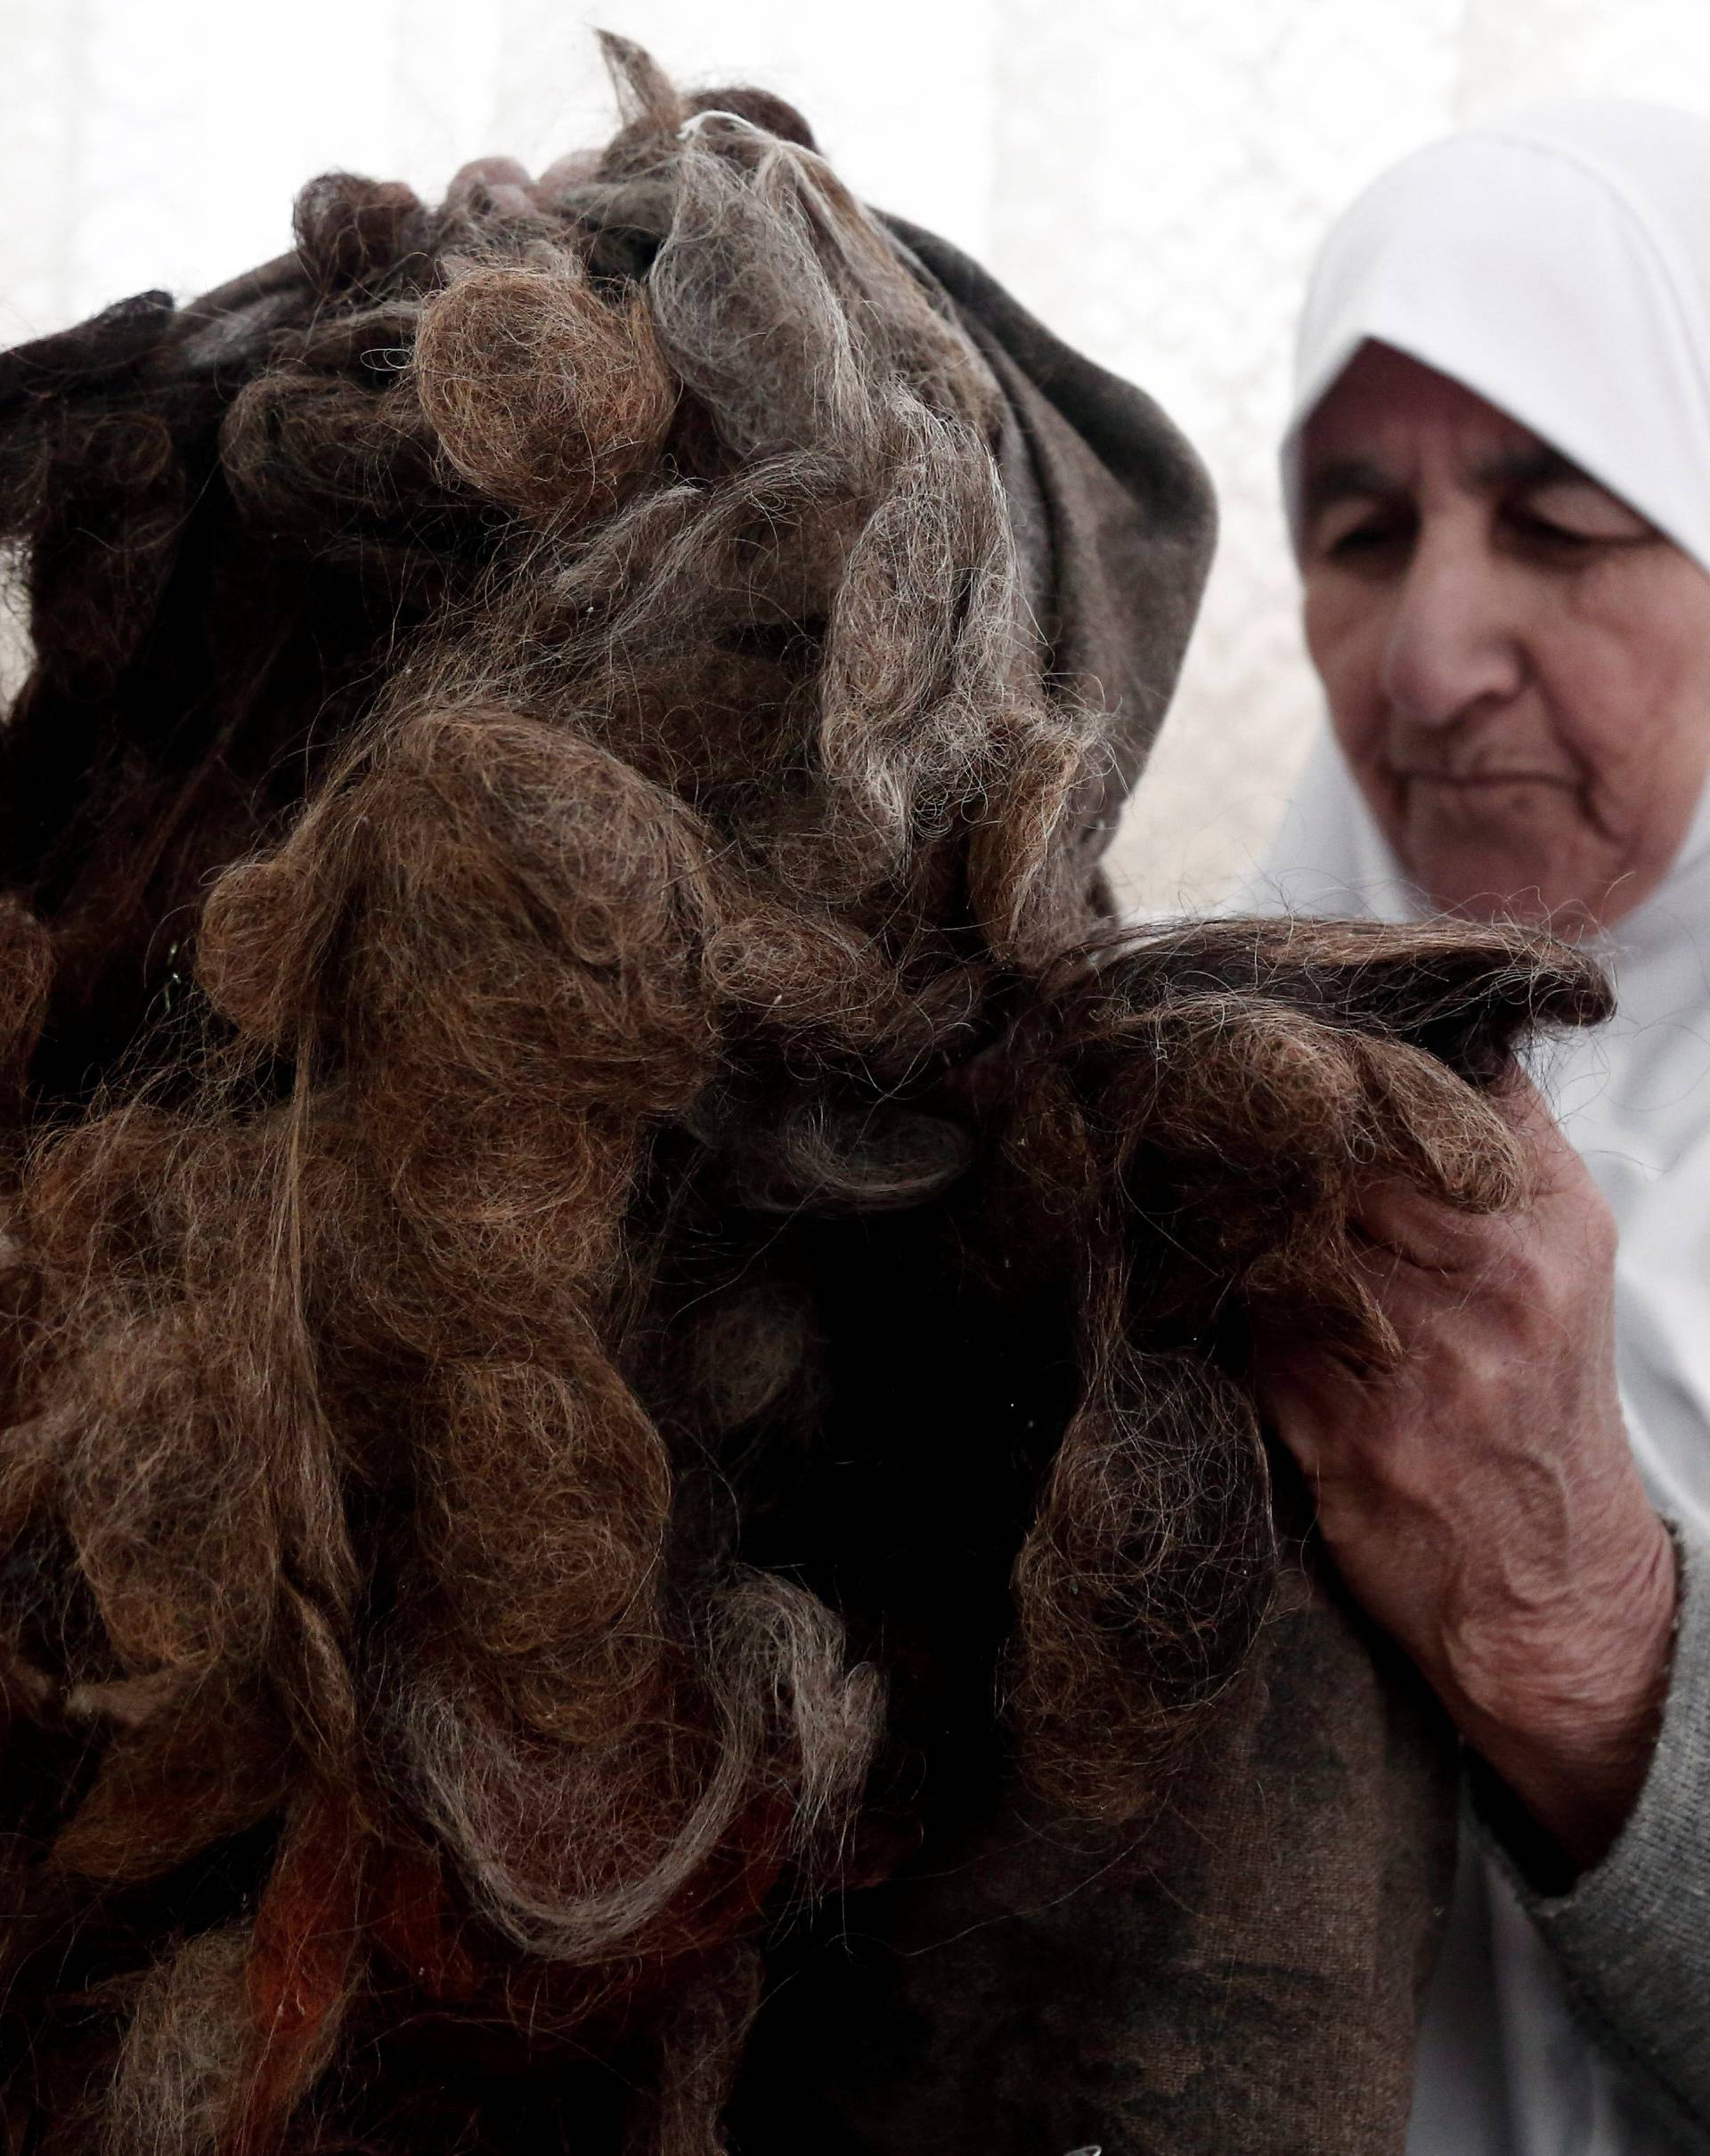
[1258,101,1710,2156]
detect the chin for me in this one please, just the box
[1411,850,1604,937]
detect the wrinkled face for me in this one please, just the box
[1299,341,1710,930]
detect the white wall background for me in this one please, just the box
[6,0,1710,909]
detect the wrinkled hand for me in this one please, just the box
[1258,1077,1678,1871]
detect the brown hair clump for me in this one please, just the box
[0,33,1608,2154]
[414,251,680,523]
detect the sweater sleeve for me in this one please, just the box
[1476,1529,1710,2144]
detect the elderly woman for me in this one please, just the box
[1260,100,1710,2152]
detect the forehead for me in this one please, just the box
[1300,341,1540,478]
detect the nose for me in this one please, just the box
[1380,525,1526,728]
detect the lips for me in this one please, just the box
[1389,770,1578,790]
[1386,769,1592,850]
[1394,772,1592,855]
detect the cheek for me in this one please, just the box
[1543,573,1710,836]
[1303,583,1389,769]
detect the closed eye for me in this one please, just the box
[1330,517,1409,554]
[1504,477,1657,554]
[1502,503,1600,553]
[1315,506,1416,568]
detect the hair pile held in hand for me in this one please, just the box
[0,35,1610,2154]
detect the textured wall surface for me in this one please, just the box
[5,0,1710,910]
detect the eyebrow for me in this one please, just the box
[1472,443,1588,490]
[1301,443,1595,525]
[1299,456,1390,526]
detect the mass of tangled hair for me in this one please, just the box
[0,34,1608,2155]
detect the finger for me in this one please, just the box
[1251,1361,1331,1475]
[1346,1075,1588,1273]
[1493,1069,1600,1203]
[1496,1067,1569,1148]
[1251,1330,1372,1430]
[1346,1192,1553,1353]
[1254,1351,1391,1484]
[1349,1175,1519,1274]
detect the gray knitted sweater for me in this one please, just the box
[1490,1533,1710,2145]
